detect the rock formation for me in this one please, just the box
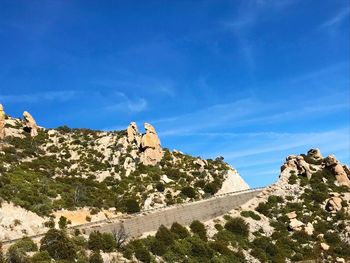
[307,148,323,160]
[281,155,313,179]
[140,123,163,165]
[127,122,141,146]
[325,155,350,187]
[0,104,5,140]
[326,195,343,213]
[23,111,38,137]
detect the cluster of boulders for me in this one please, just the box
[126,121,163,165]
[0,104,38,140]
[281,148,350,188]
[324,155,350,187]
[287,211,314,235]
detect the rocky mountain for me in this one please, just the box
[118,149,350,263]
[1,103,349,263]
[0,104,249,241]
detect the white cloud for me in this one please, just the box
[104,92,148,113]
[321,6,350,28]
[0,91,77,103]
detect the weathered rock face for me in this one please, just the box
[289,218,304,231]
[127,122,141,146]
[307,148,323,160]
[325,154,338,166]
[0,104,5,140]
[281,155,313,179]
[326,196,343,213]
[140,123,163,165]
[325,155,350,187]
[23,111,38,137]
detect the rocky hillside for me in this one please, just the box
[0,104,249,240]
[119,149,350,263]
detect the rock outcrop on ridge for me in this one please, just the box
[126,121,140,146]
[140,122,163,165]
[23,111,38,137]
[0,105,249,241]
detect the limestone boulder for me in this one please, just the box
[0,104,5,139]
[140,123,163,165]
[141,123,161,149]
[23,111,38,137]
[325,154,338,166]
[127,122,140,146]
[320,242,330,251]
[325,155,350,187]
[194,159,207,167]
[289,218,304,231]
[307,148,323,160]
[326,196,343,213]
[304,222,314,235]
[286,211,297,219]
[281,155,313,179]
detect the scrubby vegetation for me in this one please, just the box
[0,122,230,217]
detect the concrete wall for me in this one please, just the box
[81,189,262,237]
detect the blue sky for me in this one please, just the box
[0,0,349,187]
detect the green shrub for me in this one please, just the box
[181,186,196,198]
[155,225,174,246]
[88,231,116,252]
[30,251,52,263]
[150,238,167,256]
[155,182,165,192]
[89,251,103,263]
[11,237,38,252]
[240,210,261,221]
[170,222,189,239]
[58,216,71,229]
[122,198,140,214]
[288,173,298,185]
[134,245,151,263]
[224,217,249,237]
[40,229,76,261]
[190,220,207,241]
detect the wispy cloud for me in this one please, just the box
[0,91,77,103]
[104,92,148,113]
[220,128,349,159]
[321,6,350,28]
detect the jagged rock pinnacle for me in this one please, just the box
[23,111,38,137]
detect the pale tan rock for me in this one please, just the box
[343,165,350,180]
[289,218,304,231]
[282,155,313,178]
[325,154,338,166]
[141,123,161,149]
[320,242,330,251]
[296,156,313,179]
[307,148,323,160]
[325,155,350,187]
[304,222,314,235]
[336,257,345,263]
[0,104,5,139]
[194,159,207,167]
[326,196,342,213]
[140,123,163,165]
[23,111,38,137]
[334,164,350,187]
[127,122,140,146]
[287,211,297,219]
